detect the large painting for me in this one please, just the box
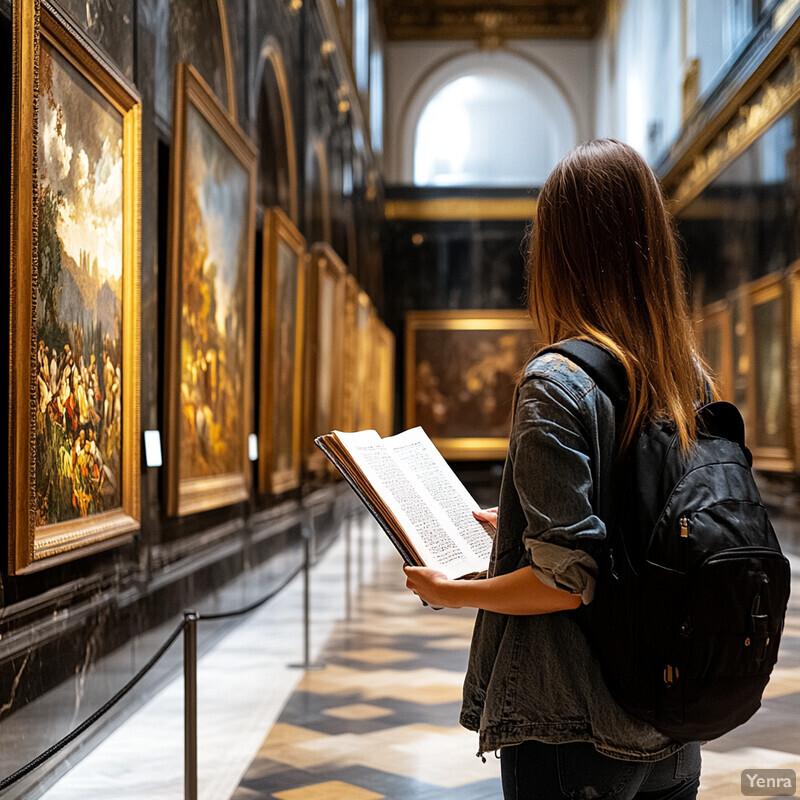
[260,208,306,493]
[745,274,793,471]
[304,243,346,474]
[164,62,257,516]
[405,311,540,460]
[372,318,396,439]
[10,0,141,573]
[696,300,733,401]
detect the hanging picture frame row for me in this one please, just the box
[8,0,397,574]
[695,262,800,473]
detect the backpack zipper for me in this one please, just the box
[679,517,689,538]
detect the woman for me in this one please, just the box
[404,139,708,799]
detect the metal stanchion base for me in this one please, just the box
[288,661,326,670]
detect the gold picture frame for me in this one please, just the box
[9,0,142,574]
[405,311,540,460]
[303,243,346,475]
[372,318,396,439]
[696,300,734,401]
[259,207,306,493]
[341,274,360,432]
[164,62,257,516]
[743,273,793,472]
[353,289,374,432]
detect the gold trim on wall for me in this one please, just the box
[385,197,538,221]
[10,0,141,573]
[259,207,306,494]
[668,40,800,214]
[164,62,258,516]
[215,0,237,119]
[256,41,299,225]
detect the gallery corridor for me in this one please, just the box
[31,517,800,800]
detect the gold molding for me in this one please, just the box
[385,197,538,221]
[668,21,800,214]
[256,41,299,225]
[215,0,237,119]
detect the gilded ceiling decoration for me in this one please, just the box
[376,0,605,43]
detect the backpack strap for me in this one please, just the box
[537,340,629,417]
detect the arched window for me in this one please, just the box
[412,64,577,187]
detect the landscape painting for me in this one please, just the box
[165,63,257,515]
[405,311,540,459]
[10,3,141,572]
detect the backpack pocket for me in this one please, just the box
[663,547,791,741]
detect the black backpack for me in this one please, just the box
[542,340,792,743]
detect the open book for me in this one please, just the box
[315,427,493,579]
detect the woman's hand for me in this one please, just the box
[473,507,498,539]
[403,566,463,609]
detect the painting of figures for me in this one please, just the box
[405,311,540,459]
[259,208,305,494]
[35,40,126,524]
[10,1,141,572]
[165,63,257,516]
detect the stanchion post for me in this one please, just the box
[183,611,198,800]
[289,521,324,670]
[344,511,352,621]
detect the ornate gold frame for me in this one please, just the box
[259,207,306,494]
[341,274,360,432]
[372,317,396,439]
[695,300,734,401]
[743,273,794,472]
[303,243,347,474]
[353,289,374,431]
[164,62,257,516]
[790,261,800,473]
[405,310,537,460]
[9,0,141,573]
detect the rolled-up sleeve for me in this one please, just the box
[512,371,605,604]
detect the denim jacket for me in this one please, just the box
[460,349,682,761]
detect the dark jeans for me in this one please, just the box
[500,739,702,800]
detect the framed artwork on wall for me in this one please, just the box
[790,261,800,472]
[259,207,306,494]
[9,0,142,574]
[744,273,793,472]
[304,243,346,474]
[164,62,257,516]
[696,300,734,401]
[341,274,359,432]
[353,289,374,432]
[405,311,540,460]
[372,318,395,439]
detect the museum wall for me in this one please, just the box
[382,38,596,184]
[1,0,385,791]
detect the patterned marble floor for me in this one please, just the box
[234,546,800,800]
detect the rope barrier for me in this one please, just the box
[0,506,358,795]
[0,618,186,793]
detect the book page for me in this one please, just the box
[332,430,486,578]
[383,428,492,564]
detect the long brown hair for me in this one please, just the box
[526,138,713,451]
